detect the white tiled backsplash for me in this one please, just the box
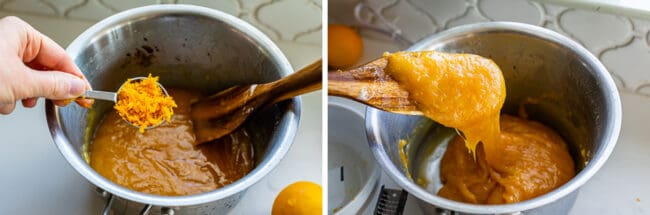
[330,0,650,98]
[0,0,322,69]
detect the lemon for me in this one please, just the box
[272,181,322,215]
[328,24,363,69]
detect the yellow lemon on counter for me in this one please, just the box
[272,181,322,215]
[328,24,363,69]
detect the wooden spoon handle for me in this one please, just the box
[266,59,323,104]
[191,59,322,144]
[191,59,322,121]
[328,57,390,99]
[328,57,421,115]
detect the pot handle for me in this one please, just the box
[98,191,152,215]
[437,209,523,215]
[140,205,152,215]
[101,193,114,215]
[161,207,175,215]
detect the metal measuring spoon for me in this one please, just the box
[83,77,170,130]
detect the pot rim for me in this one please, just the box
[366,21,622,214]
[47,4,299,206]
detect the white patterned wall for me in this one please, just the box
[331,0,650,97]
[0,0,322,69]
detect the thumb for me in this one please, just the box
[18,69,87,100]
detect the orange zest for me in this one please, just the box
[114,74,177,132]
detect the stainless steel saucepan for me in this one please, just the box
[366,22,622,214]
[46,5,299,215]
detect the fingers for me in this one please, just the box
[0,16,92,111]
[3,16,92,95]
[10,17,85,79]
[74,98,94,108]
[21,97,37,108]
[0,103,16,115]
[53,99,71,107]
[29,34,87,82]
[14,67,87,100]
[0,98,37,115]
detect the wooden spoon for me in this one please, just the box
[328,57,423,115]
[191,59,322,144]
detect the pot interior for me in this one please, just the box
[58,12,294,189]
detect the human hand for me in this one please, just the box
[0,16,92,114]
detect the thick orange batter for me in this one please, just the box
[385,51,505,157]
[384,51,575,204]
[438,115,575,204]
[90,89,254,196]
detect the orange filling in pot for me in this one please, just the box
[438,115,575,204]
[114,74,177,133]
[384,51,575,204]
[91,89,255,196]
